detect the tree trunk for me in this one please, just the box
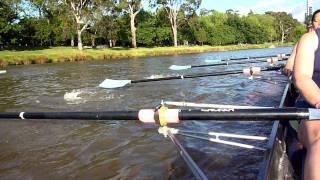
[170,12,178,47]
[112,40,116,47]
[91,37,95,48]
[130,14,137,48]
[172,24,178,47]
[281,24,285,43]
[71,35,74,47]
[109,39,112,48]
[279,22,285,43]
[91,31,97,48]
[77,30,83,51]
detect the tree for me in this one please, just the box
[136,10,156,46]
[154,0,201,47]
[266,11,298,43]
[153,7,172,46]
[64,0,97,50]
[287,24,306,42]
[97,14,121,47]
[118,0,146,48]
[226,11,245,43]
[0,0,18,47]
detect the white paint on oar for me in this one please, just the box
[169,65,192,70]
[0,70,7,74]
[99,79,131,88]
[162,101,272,109]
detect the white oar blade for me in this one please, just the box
[99,79,131,88]
[0,70,7,74]
[169,65,191,70]
[205,59,221,63]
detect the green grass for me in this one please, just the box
[0,43,293,67]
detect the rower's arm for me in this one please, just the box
[294,32,320,107]
[284,43,298,74]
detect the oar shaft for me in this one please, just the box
[131,70,243,83]
[192,58,287,68]
[0,108,311,122]
[132,64,284,84]
[223,54,290,61]
[178,108,309,121]
[0,112,139,120]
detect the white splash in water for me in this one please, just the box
[104,93,115,100]
[0,70,7,74]
[146,74,167,79]
[64,90,83,103]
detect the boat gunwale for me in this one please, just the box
[258,81,294,179]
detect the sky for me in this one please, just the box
[199,0,320,22]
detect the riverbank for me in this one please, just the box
[0,43,293,67]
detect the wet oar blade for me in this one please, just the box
[99,79,131,88]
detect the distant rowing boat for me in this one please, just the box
[0,70,6,74]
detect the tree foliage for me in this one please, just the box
[0,1,306,49]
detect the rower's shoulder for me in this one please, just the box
[300,31,318,42]
[298,31,318,48]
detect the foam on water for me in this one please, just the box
[0,70,7,74]
[64,88,119,104]
[146,74,167,79]
[64,90,83,103]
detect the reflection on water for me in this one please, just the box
[0,47,292,179]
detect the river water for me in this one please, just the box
[0,47,292,179]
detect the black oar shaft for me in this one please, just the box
[132,65,284,83]
[192,58,287,68]
[0,108,311,121]
[0,112,139,120]
[178,108,309,121]
[131,70,242,83]
[223,54,290,61]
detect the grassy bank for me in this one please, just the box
[0,43,293,67]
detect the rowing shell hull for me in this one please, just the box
[258,82,301,179]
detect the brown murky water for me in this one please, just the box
[0,47,291,179]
